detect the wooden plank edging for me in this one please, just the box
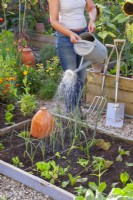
[0,119,31,136]
[0,160,75,200]
[86,70,133,92]
[53,113,133,144]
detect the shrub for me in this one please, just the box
[37,56,62,100]
[20,93,37,116]
[15,64,42,94]
[38,78,57,100]
[39,44,56,67]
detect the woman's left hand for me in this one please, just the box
[88,20,96,33]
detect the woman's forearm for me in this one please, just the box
[86,0,97,22]
[88,7,97,22]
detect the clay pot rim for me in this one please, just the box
[22,47,32,52]
[40,106,47,110]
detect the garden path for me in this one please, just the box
[0,175,53,200]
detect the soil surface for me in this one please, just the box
[0,121,133,196]
[0,101,35,129]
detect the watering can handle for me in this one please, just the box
[114,39,126,103]
[77,39,96,48]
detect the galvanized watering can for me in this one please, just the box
[74,32,107,70]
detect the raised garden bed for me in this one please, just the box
[86,69,133,116]
[0,114,133,199]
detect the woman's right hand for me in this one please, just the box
[69,32,81,44]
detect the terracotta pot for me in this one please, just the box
[30,107,55,139]
[21,47,36,66]
[35,23,45,33]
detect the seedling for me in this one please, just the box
[24,141,39,165]
[68,173,81,186]
[55,152,66,159]
[0,142,5,151]
[12,156,24,167]
[116,146,130,162]
[4,104,14,125]
[96,139,111,150]
[126,162,133,167]
[77,158,89,170]
[18,131,31,158]
[88,181,107,193]
[91,156,113,187]
[74,185,88,196]
[36,160,69,184]
[92,156,113,172]
[120,172,130,186]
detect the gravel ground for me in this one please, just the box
[0,98,133,200]
[0,175,53,200]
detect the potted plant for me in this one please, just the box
[15,34,36,66]
[27,3,45,33]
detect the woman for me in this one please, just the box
[48,0,97,115]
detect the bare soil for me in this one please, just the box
[0,101,34,129]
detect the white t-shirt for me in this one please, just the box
[59,0,87,29]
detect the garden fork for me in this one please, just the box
[86,44,116,120]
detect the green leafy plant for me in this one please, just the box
[116,146,130,162]
[55,152,66,159]
[120,172,130,186]
[24,140,39,165]
[108,181,133,199]
[77,158,89,169]
[4,103,14,125]
[0,30,19,101]
[92,156,113,172]
[20,93,37,116]
[95,3,117,44]
[38,56,62,100]
[39,44,56,67]
[75,173,133,200]
[36,160,69,184]
[12,156,24,167]
[20,74,37,116]
[16,64,42,94]
[0,142,5,151]
[18,131,31,157]
[88,181,107,193]
[126,162,133,167]
[90,156,113,192]
[74,185,88,196]
[68,173,81,186]
[38,79,57,100]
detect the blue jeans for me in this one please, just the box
[56,28,88,113]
